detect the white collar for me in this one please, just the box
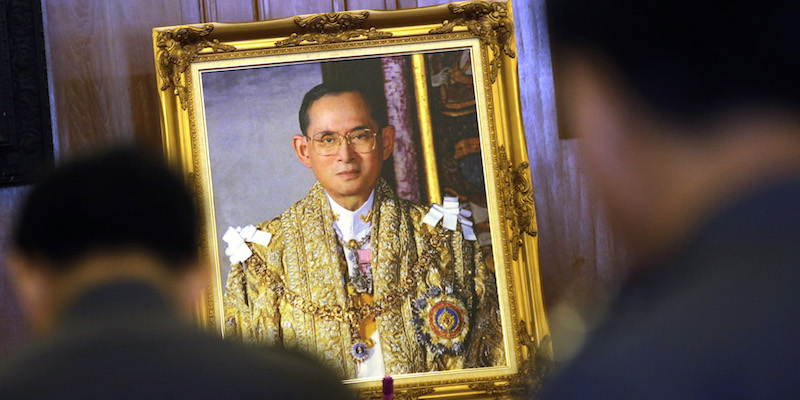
[326,189,374,241]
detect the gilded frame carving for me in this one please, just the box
[153,1,549,398]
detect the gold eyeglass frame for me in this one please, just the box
[308,128,381,156]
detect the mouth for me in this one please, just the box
[336,170,360,179]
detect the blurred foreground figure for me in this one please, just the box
[0,148,353,400]
[544,1,800,398]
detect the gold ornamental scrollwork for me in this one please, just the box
[467,381,507,397]
[497,145,537,261]
[156,25,236,109]
[508,322,553,397]
[361,387,434,400]
[430,1,515,83]
[275,11,393,47]
[467,323,552,398]
[396,388,436,400]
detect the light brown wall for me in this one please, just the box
[0,0,623,362]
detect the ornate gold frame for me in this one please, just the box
[153,1,549,398]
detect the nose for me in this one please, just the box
[335,135,356,161]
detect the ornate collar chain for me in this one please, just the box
[330,205,377,366]
[334,227,373,295]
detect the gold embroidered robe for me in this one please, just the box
[224,179,504,378]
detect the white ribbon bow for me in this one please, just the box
[222,225,272,265]
[422,196,477,241]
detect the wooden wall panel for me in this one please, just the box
[200,0,256,23]
[345,0,398,10]
[265,1,342,19]
[181,0,203,23]
[44,0,203,154]
[414,0,449,7]
[396,0,420,8]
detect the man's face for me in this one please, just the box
[293,91,395,209]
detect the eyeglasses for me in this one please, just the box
[307,128,380,156]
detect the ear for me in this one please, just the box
[558,53,637,150]
[380,125,396,161]
[174,263,208,314]
[6,253,46,308]
[5,252,55,334]
[292,134,313,168]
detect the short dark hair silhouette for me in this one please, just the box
[12,147,199,270]
[547,0,800,123]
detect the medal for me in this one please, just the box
[338,231,374,295]
[349,248,373,294]
[350,341,370,362]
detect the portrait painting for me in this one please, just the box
[201,45,505,379]
[154,2,550,397]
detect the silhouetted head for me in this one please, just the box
[547,0,800,124]
[12,147,199,271]
[546,0,800,259]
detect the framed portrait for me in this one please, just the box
[153,1,550,398]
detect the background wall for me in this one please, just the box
[0,0,626,364]
[202,63,322,284]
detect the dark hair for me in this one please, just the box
[12,147,199,270]
[298,81,388,135]
[547,0,800,122]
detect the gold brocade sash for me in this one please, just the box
[275,179,426,377]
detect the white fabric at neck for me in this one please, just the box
[326,190,375,242]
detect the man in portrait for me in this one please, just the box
[223,81,504,379]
